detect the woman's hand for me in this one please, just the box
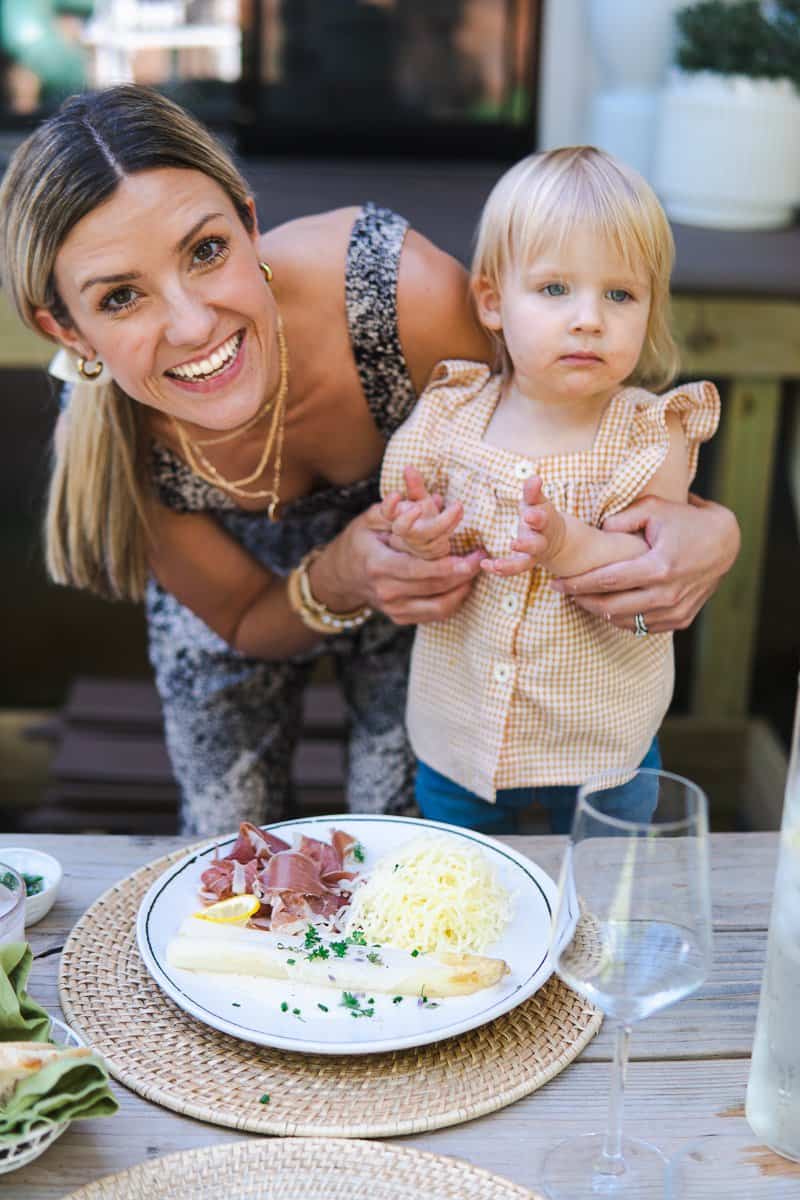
[312,500,485,626]
[550,494,740,634]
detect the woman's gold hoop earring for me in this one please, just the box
[77,356,104,380]
[259,262,273,283]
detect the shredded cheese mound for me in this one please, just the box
[344,836,514,954]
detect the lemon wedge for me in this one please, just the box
[193,894,260,924]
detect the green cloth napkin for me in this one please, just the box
[0,943,51,1042]
[0,1050,119,1139]
[0,942,118,1140]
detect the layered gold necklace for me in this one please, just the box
[170,314,289,520]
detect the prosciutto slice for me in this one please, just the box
[197,822,360,930]
[226,822,290,864]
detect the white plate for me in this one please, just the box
[136,814,577,1056]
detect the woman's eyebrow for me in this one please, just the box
[175,211,225,253]
[80,269,142,294]
[78,212,227,293]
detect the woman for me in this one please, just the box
[0,86,739,836]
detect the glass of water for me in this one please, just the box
[0,862,26,945]
[542,769,713,1198]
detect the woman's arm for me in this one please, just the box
[553,495,741,633]
[146,497,486,659]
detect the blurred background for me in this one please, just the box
[0,0,798,833]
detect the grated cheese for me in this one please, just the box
[344,836,514,954]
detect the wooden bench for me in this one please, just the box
[7,675,788,835]
[18,675,347,834]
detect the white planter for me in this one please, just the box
[654,70,800,230]
[587,0,684,179]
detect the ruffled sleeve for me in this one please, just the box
[379,359,491,498]
[591,381,720,525]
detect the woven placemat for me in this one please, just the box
[59,848,601,1138]
[63,1138,543,1199]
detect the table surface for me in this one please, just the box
[0,831,797,1199]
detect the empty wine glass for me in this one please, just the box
[541,768,713,1199]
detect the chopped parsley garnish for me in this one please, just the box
[286,958,296,965]
[306,944,330,962]
[317,1003,329,1013]
[410,949,420,957]
[304,924,322,949]
[392,995,403,1004]
[22,873,45,896]
[366,951,383,966]
[347,929,367,946]
[330,940,349,958]
[232,1002,241,1008]
[280,1001,289,1013]
[418,990,440,1009]
[351,842,365,863]
[292,1007,301,1016]
[0,871,17,892]
[259,1094,270,1104]
[340,991,375,1019]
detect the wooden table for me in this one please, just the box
[0,831,796,1198]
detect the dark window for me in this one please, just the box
[238,0,542,159]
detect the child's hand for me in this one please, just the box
[380,466,464,561]
[481,475,567,577]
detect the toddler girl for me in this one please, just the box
[380,146,719,834]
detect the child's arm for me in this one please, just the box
[484,412,690,579]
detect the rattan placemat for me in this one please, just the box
[63,1138,543,1199]
[59,848,601,1138]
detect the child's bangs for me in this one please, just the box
[511,163,666,282]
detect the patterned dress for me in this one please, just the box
[145,204,418,835]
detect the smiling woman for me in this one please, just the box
[0,87,740,837]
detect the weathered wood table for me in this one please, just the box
[0,831,795,1198]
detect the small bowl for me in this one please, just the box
[0,850,62,926]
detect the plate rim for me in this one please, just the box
[136,813,577,1055]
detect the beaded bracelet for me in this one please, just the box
[287,546,373,635]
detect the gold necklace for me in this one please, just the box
[193,387,275,447]
[171,314,289,519]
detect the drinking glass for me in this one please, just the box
[541,768,713,1199]
[0,862,26,945]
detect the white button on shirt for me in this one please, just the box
[514,459,536,480]
[493,663,512,685]
[501,594,520,616]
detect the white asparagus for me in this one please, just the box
[166,917,508,997]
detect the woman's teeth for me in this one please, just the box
[167,332,242,381]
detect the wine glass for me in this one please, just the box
[0,862,25,946]
[541,768,713,1199]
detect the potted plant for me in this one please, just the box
[653,0,800,229]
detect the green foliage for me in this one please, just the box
[675,1,800,89]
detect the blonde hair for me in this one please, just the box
[472,146,680,390]
[0,85,256,601]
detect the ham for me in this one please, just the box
[197,822,360,930]
[226,822,290,864]
[258,851,334,897]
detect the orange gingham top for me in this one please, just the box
[380,360,720,802]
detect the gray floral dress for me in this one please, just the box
[144,204,419,836]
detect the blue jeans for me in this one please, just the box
[416,737,662,835]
